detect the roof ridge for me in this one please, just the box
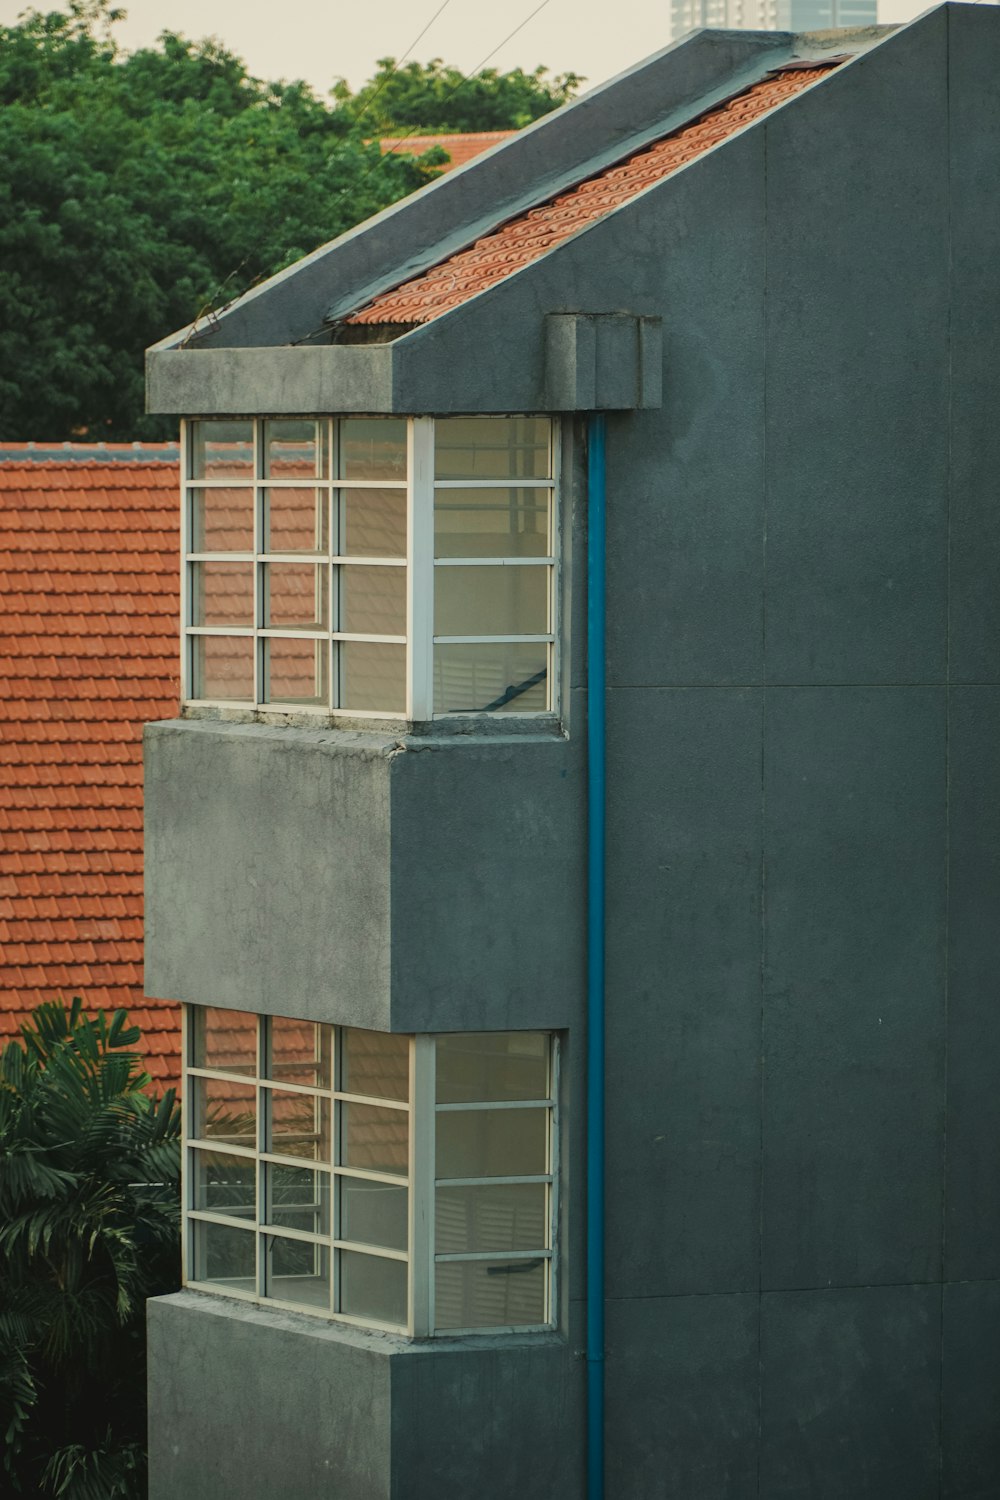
[0,443,180,463]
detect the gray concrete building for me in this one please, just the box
[144,8,1000,1496]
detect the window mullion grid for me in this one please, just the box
[408,417,435,721]
[253,421,263,709]
[430,425,557,717]
[547,1036,560,1326]
[180,1003,192,1286]
[331,421,342,708]
[547,423,561,716]
[331,1025,342,1314]
[179,423,191,704]
[408,1034,435,1336]
[257,1013,267,1298]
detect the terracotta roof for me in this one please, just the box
[0,449,182,1088]
[349,64,840,329]
[379,131,515,173]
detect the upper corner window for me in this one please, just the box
[181,415,558,721]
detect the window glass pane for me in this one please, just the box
[434,1258,545,1330]
[190,1149,256,1221]
[189,561,253,628]
[191,635,254,702]
[340,419,407,480]
[264,488,327,554]
[340,1249,407,1326]
[435,1183,547,1254]
[342,1029,409,1103]
[340,1178,408,1252]
[337,565,405,636]
[263,563,328,631]
[263,419,325,480]
[435,1107,547,1180]
[434,487,550,559]
[434,642,548,714]
[342,488,406,558]
[434,418,550,480]
[266,1163,331,1235]
[434,565,548,637]
[191,1007,258,1074]
[262,637,328,706]
[190,487,253,552]
[342,1103,408,1176]
[265,1234,330,1310]
[192,1077,256,1148]
[268,1090,330,1162]
[189,420,254,480]
[191,1219,255,1290]
[436,1033,550,1104]
[269,1018,331,1088]
[338,642,406,714]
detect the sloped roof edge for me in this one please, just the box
[147,28,806,363]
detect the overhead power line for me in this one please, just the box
[186,0,559,346]
[351,0,454,129]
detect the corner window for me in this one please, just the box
[181,416,558,720]
[182,1007,558,1336]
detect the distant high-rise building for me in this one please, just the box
[670,0,876,39]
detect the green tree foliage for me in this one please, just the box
[0,2,580,442]
[0,999,181,1499]
[338,56,582,133]
[0,2,438,441]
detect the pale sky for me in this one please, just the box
[0,0,937,97]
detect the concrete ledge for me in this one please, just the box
[148,1291,582,1500]
[144,719,585,1032]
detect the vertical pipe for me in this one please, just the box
[586,412,607,1500]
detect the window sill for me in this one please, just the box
[179,703,568,740]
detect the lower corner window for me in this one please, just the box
[182,1007,558,1336]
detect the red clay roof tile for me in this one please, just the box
[349,66,839,329]
[379,131,515,173]
[0,452,182,1089]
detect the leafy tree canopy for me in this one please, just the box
[0,1,579,441]
[0,999,180,1499]
[337,56,582,133]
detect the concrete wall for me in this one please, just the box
[144,721,584,1034]
[148,1294,394,1500]
[148,1295,582,1500]
[590,7,1000,1495]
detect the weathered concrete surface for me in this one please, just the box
[148,1294,580,1500]
[144,720,585,1034]
[390,1337,583,1500]
[148,1293,394,1500]
[144,720,396,1028]
[388,733,585,1033]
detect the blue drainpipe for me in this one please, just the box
[586,412,607,1500]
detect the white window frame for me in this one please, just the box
[181,1008,559,1339]
[179,416,559,722]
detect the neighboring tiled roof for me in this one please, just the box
[379,131,516,173]
[0,449,182,1088]
[0,443,180,464]
[349,64,840,329]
